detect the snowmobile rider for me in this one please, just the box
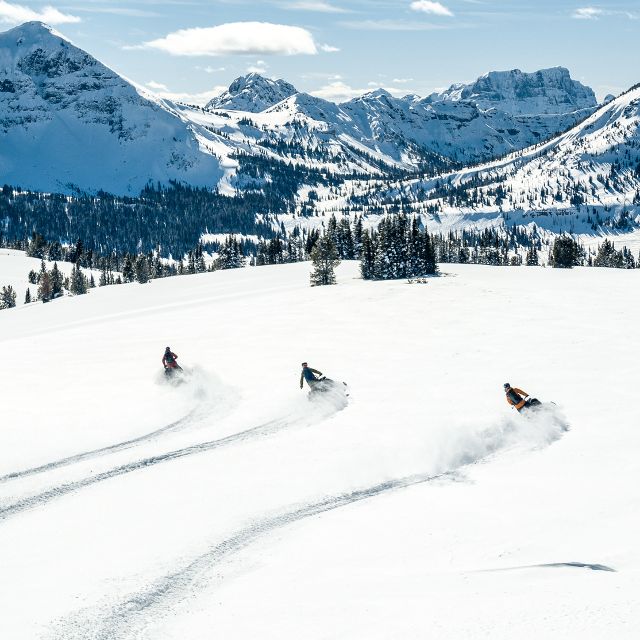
[163,347,179,370]
[300,362,323,389]
[504,383,539,412]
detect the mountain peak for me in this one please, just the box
[1,21,68,45]
[0,21,221,194]
[426,66,597,115]
[206,73,298,112]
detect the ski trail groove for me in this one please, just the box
[53,470,454,640]
[0,410,199,484]
[0,416,294,523]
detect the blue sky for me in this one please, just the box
[2,1,639,103]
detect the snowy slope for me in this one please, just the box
[0,22,221,195]
[0,259,639,639]
[0,249,103,305]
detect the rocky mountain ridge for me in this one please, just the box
[0,21,615,200]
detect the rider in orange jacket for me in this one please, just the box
[504,383,540,412]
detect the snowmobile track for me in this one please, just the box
[52,470,455,640]
[0,410,199,484]
[0,415,294,523]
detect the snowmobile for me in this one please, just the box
[164,363,184,384]
[308,376,349,401]
[519,397,543,413]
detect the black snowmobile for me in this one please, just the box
[519,397,542,412]
[164,363,184,384]
[309,376,349,400]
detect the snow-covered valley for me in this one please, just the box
[1,257,638,639]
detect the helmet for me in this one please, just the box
[165,346,171,351]
[503,382,511,389]
[301,362,308,367]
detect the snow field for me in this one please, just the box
[0,257,638,638]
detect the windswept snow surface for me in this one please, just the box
[0,261,639,639]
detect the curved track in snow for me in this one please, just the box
[0,415,295,523]
[0,410,199,483]
[52,469,455,640]
[51,411,571,640]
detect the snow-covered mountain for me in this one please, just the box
[0,22,221,194]
[307,84,640,239]
[337,82,594,164]
[190,68,599,169]
[425,67,596,115]
[206,73,297,112]
[0,21,613,203]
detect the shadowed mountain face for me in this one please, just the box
[0,22,221,195]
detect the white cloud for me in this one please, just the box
[572,6,638,20]
[146,80,169,91]
[279,1,348,12]
[572,7,604,19]
[0,0,81,24]
[147,85,228,107]
[311,80,367,102]
[246,59,268,73]
[67,6,159,18]
[311,80,416,103]
[392,77,414,83]
[198,65,226,74]
[320,43,340,52]
[140,22,320,56]
[410,1,454,17]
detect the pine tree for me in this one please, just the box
[134,255,150,283]
[122,256,135,283]
[525,246,539,266]
[24,288,31,304]
[26,232,47,259]
[38,271,52,302]
[69,264,88,295]
[187,250,196,274]
[337,218,355,259]
[360,230,376,280]
[216,236,245,270]
[50,262,64,298]
[353,215,364,257]
[310,235,340,286]
[420,229,437,276]
[0,285,17,309]
[594,239,623,268]
[550,235,583,268]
